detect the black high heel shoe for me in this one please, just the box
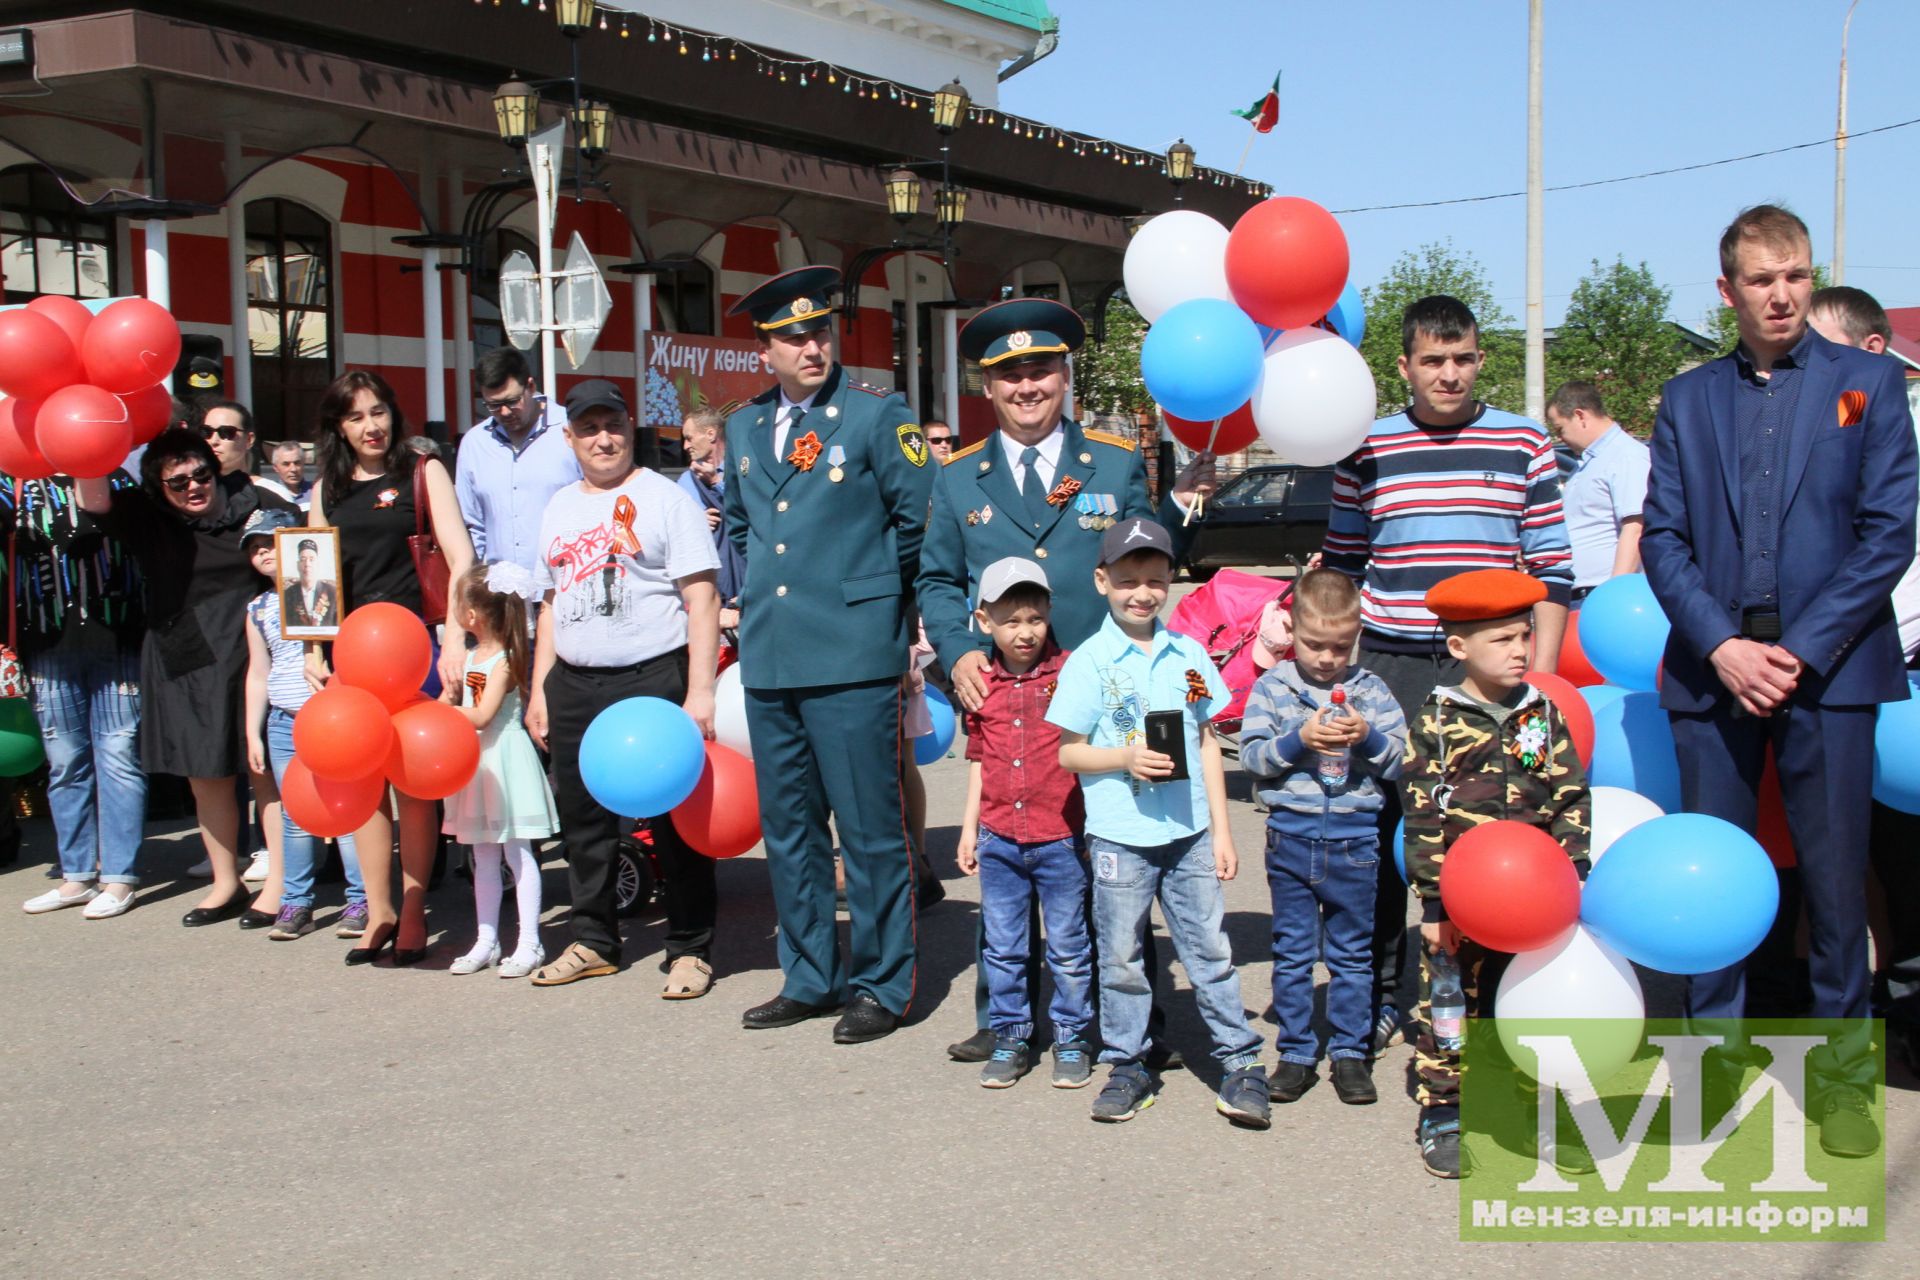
[182,887,254,928]
[344,921,397,966]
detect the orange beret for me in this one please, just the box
[1424,569,1547,622]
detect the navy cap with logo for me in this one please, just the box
[240,506,301,545]
[564,378,630,422]
[959,297,1087,368]
[727,265,842,337]
[1099,516,1175,567]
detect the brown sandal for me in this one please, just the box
[529,942,618,986]
[661,955,713,1000]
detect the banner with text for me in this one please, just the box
[639,330,772,437]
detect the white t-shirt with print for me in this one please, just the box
[532,469,720,667]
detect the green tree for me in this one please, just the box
[1073,295,1153,419]
[1702,263,1831,353]
[1360,241,1523,417]
[1548,257,1687,432]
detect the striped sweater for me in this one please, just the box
[1321,405,1573,652]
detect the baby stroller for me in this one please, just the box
[1168,567,1294,739]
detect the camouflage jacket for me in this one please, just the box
[1399,683,1591,924]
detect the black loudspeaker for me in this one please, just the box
[173,334,224,400]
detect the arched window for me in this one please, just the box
[656,257,715,336]
[246,198,334,442]
[0,166,115,303]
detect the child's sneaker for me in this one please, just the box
[1331,1057,1377,1104]
[1089,1064,1155,1122]
[267,905,314,940]
[1420,1105,1466,1179]
[979,1036,1030,1089]
[1050,1039,1094,1089]
[1371,1008,1403,1056]
[1215,1065,1272,1130]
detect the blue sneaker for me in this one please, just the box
[1089,1064,1155,1122]
[1051,1039,1094,1089]
[1216,1065,1272,1130]
[979,1036,1030,1089]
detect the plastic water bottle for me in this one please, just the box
[1430,948,1466,1053]
[1313,685,1351,793]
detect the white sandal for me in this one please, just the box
[450,942,502,975]
[499,944,546,979]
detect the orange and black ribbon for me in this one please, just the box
[611,495,643,556]
[1046,475,1083,508]
[1184,669,1209,703]
[1838,389,1867,427]
[788,430,824,472]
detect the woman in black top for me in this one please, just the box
[307,370,474,964]
[76,429,299,924]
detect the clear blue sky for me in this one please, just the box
[996,0,1920,331]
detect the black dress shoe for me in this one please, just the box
[948,1027,997,1063]
[1269,1059,1316,1102]
[1143,1041,1185,1073]
[182,889,253,927]
[742,994,840,1030]
[916,875,947,912]
[238,907,277,930]
[1331,1057,1377,1105]
[833,993,901,1044]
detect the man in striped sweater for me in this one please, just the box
[1319,294,1574,1053]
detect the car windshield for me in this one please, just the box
[1211,469,1293,507]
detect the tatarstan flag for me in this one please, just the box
[1233,71,1281,133]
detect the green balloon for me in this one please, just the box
[0,697,45,777]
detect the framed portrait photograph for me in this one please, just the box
[276,526,344,641]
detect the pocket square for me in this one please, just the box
[1838,389,1868,427]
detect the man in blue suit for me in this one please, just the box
[723,266,935,1044]
[1642,204,1916,1158]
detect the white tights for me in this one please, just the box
[470,839,543,958]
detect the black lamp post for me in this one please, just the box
[1166,138,1195,204]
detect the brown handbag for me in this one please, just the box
[408,461,451,625]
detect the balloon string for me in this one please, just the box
[1184,418,1220,527]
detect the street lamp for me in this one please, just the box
[936,184,969,229]
[555,0,597,36]
[885,168,922,224]
[1166,138,1195,203]
[492,79,540,146]
[574,100,613,157]
[931,78,971,134]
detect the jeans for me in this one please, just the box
[1267,829,1379,1065]
[29,647,145,885]
[1089,830,1261,1071]
[977,828,1093,1042]
[265,708,361,910]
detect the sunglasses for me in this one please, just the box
[926,435,954,446]
[162,464,216,493]
[199,425,245,441]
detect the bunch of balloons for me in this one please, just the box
[283,604,479,836]
[1123,199,1375,466]
[582,692,764,860]
[0,297,182,479]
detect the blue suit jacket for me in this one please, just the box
[1641,330,1917,713]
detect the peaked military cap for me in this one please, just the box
[727,265,842,336]
[959,297,1086,367]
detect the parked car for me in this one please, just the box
[1182,464,1334,579]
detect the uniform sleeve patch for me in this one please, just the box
[897,423,928,467]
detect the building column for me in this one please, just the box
[224,131,253,411]
[419,157,446,425]
[449,166,472,434]
[902,255,920,415]
[941,303,960,433]
[143,219,170,309]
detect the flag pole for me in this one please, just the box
[1233,123,1257,176]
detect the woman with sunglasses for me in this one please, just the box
[76,428,300,924]
[306,370,475,966]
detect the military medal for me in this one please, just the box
[827,444,846,483]
[1074,494,1093,529]
[979,504,993,525]
[1102,494,1118,528]
[965,510,979,526]
[739,455,750,476]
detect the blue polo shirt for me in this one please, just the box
[1047,613,1228,847]
[1563,423,1650,588]
[454,397,582,572]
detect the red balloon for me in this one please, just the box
[333,603,433,711]
[1556,612,1605,687]
[1224,197,1350,330]
[0,308,84,401]
[384,698,479,800]
[1758,747,1795,870]
[1438,819,1582,953]
[670,742,762,858]
[80,297,182,395]
[33,383,133,479]
[1164,402,1260,455]
[119,382,173,446]
[280,755,386,839]
[294,684,395,781]
[0,397,54,480]
[1526,670,1594,767]
[26,295,94,353]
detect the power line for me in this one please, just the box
[1331,116,1920,215]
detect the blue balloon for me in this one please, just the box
[420,637,443,701]
[1393,817,1407,884]
[1872,675,1920,812]
[1323,282,1366,347]
[1578,683,1631,720]
[1580,813,1779,974]
[1578,574,1669,692]
[580,696,706,818]
[1139,298,1266,422]
[1586,691,1681,813]
[915,686,957,766]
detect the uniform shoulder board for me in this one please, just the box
[1083,428,1137,452]
[946,439,986,464]
[850,380,890,397]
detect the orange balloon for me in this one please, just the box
[0,308,83,401]
[670,742,762,858]
[119,382,173,445]
[1164,402,1260,455]
[0,397,54,480]
[385,698,479,800]
[26,295,94,353]
[333,603,433,711]
[1526,669,1594,766]
[293,684,395,781]
[80,297,182,395]
[34,383,133,479]
[1437,819,1582,953]
[1557,611,1605,687]
[280,756,386,838]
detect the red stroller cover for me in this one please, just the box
[1167,568,1292,732]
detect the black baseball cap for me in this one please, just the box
[1099,517,1175,567]
[565,378,630,421]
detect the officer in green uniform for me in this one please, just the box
[917,297,1213,1062]
[723,266,935,1044]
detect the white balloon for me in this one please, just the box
[1122,210,1233,324]
[714,663,752,760]
[1496,923,1646,1085]
[1248,328,1377,467]
[1588,785,1664,864]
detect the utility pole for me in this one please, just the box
[1834,0,1861,283]
[1524,0,1545,423]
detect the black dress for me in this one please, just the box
[105,474,298,777]
[328,470,423,617]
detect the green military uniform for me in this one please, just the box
[723,266,934,1018]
